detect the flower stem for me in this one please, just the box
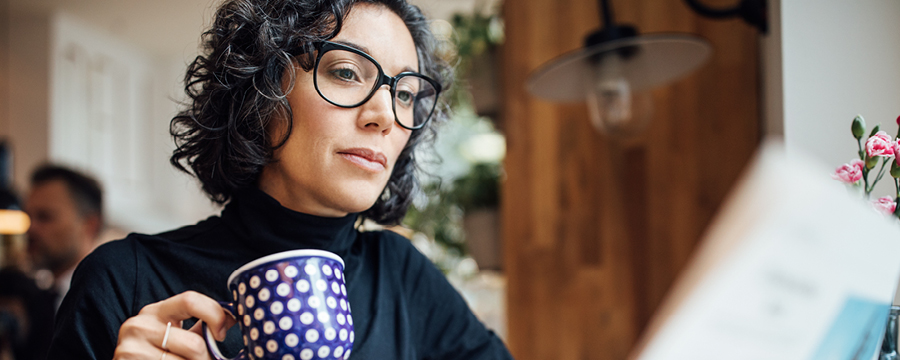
[895,178,899,198]
[870,158,889,194]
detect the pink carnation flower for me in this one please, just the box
[873,196,897,215]
[866,131,895,157]
[832,159,865,184]
[895,140,900,164]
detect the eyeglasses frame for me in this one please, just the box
[311,41,442,131]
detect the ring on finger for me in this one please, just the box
[161,321,172,350]
[160,350,168,360]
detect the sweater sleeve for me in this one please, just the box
[46,239,139,360]
[388,232,513,360]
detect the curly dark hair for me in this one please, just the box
[170,0,452,225]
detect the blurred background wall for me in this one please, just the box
[2,0,221,234]
[500,0,760,358]
[766,0,900,197]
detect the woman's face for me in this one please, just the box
[258,3,418,217]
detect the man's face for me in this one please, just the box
[24,180,90,274]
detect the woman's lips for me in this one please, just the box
[338,148,387,172]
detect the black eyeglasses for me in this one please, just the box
[312,41,442,130]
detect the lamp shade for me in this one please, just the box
[526,33,712,102]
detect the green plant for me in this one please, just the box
[444,8,505,109]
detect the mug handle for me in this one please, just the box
[201,301,247,360]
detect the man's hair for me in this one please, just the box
[169,0,452,225]
[30,165,103,220]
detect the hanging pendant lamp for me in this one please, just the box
[526,0,766,137]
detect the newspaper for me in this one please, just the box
[631,141,900,360]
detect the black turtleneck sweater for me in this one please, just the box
[47,188,512,360]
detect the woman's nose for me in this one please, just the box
[358,85,395,135]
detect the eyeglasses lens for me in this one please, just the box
[316,49,437,129]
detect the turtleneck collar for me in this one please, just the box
[220,187,359,258]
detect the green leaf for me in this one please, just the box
[870,124,882,137]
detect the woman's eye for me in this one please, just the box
[330,68,359,82]
[396,90,414,106]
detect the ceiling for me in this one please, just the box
[8,0,500,59]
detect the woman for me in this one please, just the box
[46,0,513,359]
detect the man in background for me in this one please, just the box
[23,165,102,311]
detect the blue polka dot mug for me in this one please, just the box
[203,249,354,360]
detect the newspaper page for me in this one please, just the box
[631,141,900,360]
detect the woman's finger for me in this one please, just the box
[156,326,211,360]
[113,337,191,360]
[142,291,232,341]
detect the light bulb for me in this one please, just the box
[585,54,653,137]
[0,210,30,235]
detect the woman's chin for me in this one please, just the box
[329,193,382,215]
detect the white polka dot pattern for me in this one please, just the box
[305,329,319,343]
[317,346,330,359]
[270,301,283,315]
[308,296,320,309]
[300,312,314,325]
[284,265,298,278]
[296,279,310,293]
[279,316,293,330]
[222,255,352,360]
[285,333,299,347]
[276,283,291,297]
[304,264,317,276]
[266,269,279,282]
[299,349,314,360]
[258,288,271,302]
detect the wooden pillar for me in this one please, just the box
[500,0,760,358]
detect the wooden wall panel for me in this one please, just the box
[500,0,761,359]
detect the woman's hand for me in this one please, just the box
[114,291,236,360]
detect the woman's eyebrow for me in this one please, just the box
[332,40,370,54]
[332,40,418,73]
